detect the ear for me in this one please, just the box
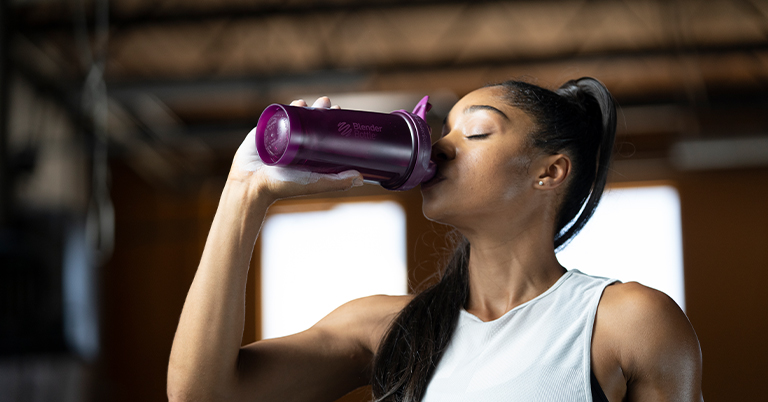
[534,153,571,189]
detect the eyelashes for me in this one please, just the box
[438,129,491,139]
[466,134,490,139]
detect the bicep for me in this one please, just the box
[229,295,407,402]
[616,284,703,402]
[234,328,371,402]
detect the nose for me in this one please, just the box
[431,137,455,163]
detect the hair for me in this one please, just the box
[371,77,617,401]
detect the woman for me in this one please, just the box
[168,78,704,401]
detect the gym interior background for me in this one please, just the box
[1,0,767,401]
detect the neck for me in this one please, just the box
[461,218,565,322]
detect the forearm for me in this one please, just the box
[167,97,362,401]
[168,178,273,400]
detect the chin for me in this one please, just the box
[421,199,441,222]
[421,197,456,226]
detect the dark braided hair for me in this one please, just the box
[371,77,617,401]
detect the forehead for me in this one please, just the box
[447,86,533,127]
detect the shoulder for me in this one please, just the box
[312,294,414,353]
[598,282,697,348]
[598,281,682,321]
[596,282,703,400]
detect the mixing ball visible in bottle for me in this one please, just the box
[264,109,291,162]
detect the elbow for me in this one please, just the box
[167,361,238,402]
[167,383,191,402]
[167,383,237,402]
[167,361,211,402]
[166,366,196,402]
[167,376,218,402]
[167,389,191,402]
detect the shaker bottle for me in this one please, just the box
[255,96,436,191]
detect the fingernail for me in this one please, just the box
[353,178,364,187]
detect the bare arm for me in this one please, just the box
[167,178,271,401]
[235,294,411,402]
[167,97,375,401]
[595,282,704,402]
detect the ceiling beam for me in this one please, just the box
[14,0,511,33]
[98,46,768,106]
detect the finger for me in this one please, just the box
[312,96,332,109]
[290,99,307,107]
[333,170,364,187]
[330,105,341,109]
[308,170,364,193]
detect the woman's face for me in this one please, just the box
[420,86,544,230]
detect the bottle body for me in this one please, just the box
[255,98,435,190]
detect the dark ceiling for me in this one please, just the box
[6,0,768,185]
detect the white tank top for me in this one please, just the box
[422,269,617,402]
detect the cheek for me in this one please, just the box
[466,150,530,202]
[421,146,532,221]
[499,155,531,200]
[462,152,485,191]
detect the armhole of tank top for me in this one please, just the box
[585,278,618,402]
[590,368,610,402]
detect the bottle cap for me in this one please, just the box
[387,96,437,190]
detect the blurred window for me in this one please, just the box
[260,200,407,339]
[556,184,685,310]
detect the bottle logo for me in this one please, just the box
[338,122,353,137]
[338,121,382,139]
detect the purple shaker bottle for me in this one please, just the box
[255,96,436,191]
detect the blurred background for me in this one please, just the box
[1,0,767,401]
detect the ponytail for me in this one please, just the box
[552,78,617,249]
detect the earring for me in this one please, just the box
[538,180,544,186]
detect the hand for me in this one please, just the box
[228,96,363,203]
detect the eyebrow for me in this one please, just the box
[443,104,510,129]
[464,104,509,121]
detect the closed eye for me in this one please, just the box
[466,134,490,139]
